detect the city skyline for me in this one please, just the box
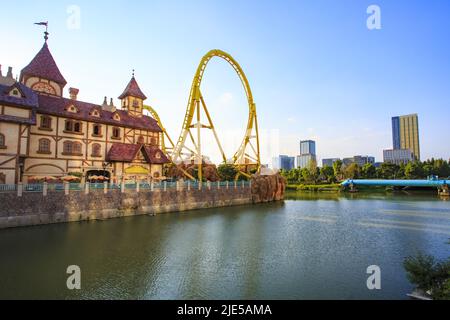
[1,1,449,164]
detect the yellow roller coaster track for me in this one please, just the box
[145,50,260,181]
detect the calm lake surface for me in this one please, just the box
[0,191,449,300]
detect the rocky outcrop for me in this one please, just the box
[251,173,286,203]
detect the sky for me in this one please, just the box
[1,0,449,165]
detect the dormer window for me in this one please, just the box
[90,108,101,118]
[66,105,78,113]
[113,113,121,121]
[9,88,22,98]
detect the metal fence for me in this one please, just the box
[0,180,251,196]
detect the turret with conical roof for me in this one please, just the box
[118,72,147,117]
[20,41,66,96]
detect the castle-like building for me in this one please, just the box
[0,35,169,184]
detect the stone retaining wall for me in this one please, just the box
[0,186,252,229]
[0,174,286,230]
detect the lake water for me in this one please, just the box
[0,191,449,299]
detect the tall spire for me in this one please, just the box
[20,41,67,85]
[34,21,49,42]
[118,72,147,100]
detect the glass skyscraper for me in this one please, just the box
[391,114,420,160]
[297,140,317,169]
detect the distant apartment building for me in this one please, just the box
[383,149,414,165]
[322,158,340,168]
[392,114,420,160]
[343,155,375,167]
[297,154,316,169]
[297,140,316,169]
[272,155,295,171]
[300,140,316,155]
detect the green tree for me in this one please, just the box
[404,253,450,300]
[405,161,425,179]
[396,163,406,179]
[320,165,336,183]
[378,162,398,179]
[361,163,376,179]
[344,163,360,179]
[307,159,319,183]
[217,164,238,181]
[300,167,311,183]
[333,160,343,181]
[404,253,438,292]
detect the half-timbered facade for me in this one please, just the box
[0,37,169,184]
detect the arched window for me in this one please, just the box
[63,141,82,155]
[40,116,52,130]
[112,127,121,139]
[137,135,145,144]
[38,138,51,154]
[73,142,82,155]
[93,124,102,136]
[150,137,157,146]
[91,143,101,157]
[63,141,72,154]
[65,120,82,133]
[0,134,5,148]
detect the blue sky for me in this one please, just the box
[1,0,449,164]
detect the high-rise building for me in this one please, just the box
[297,154,316,169]
[272,155,295,171]
[297,140,316,169]
[322,158,340,168]
[300,140,316,156]
[383,149,414,165]
[343,156,375,167]
[392,114,420,160]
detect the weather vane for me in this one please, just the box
[34,21,49,42]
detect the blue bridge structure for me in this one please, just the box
[341,178,449,196]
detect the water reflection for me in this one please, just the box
[0,193,448,300]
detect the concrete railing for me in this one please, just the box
[0,180,252,197]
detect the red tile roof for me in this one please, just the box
[0,83,39,108]
[20,43,67,85]
[37,94,162,131]
[107,143,141,162]
[118,76,147,100]
[144,145,171,164]
[107,143,170,164]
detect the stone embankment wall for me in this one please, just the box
[0,174,286,230]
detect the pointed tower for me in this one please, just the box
[118,72,147,117]
[20,41,67,96]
